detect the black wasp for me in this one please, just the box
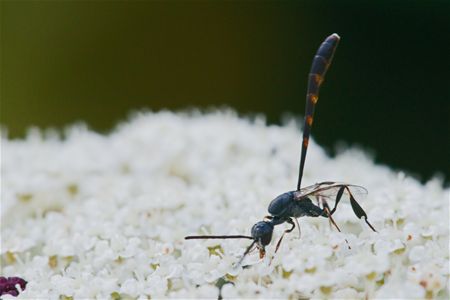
[185,33,377,264]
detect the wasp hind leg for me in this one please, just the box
[345,187,377,232]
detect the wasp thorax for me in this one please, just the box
[268,191,295,217]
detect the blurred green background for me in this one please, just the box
[1,0,449,181]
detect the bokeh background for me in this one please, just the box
[1,1,449,182]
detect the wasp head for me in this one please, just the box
[251,221,274,258]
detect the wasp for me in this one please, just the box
[185,33,376,263]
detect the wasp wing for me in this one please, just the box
[293,182,368,208]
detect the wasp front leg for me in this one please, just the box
[274,218,296,254]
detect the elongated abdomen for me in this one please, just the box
[297,34,340,190]
[307,33,340,97]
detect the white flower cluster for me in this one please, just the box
[1,111,449,299]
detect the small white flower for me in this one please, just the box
[2,111,448,298]
[409,245,426,263]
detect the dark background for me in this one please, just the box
[1,1,449,182]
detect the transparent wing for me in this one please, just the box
[294,181,368,205]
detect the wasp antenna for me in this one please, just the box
[185,235,254,240]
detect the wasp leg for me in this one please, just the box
[294,218,301,239]
[274,218,296,254]
[320,198,342,232]
[327,186,377,232]
[321,197,351,249]
[345,187,377,232]
[329,186,346,215]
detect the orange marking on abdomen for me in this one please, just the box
[314,74,323,85]
[308,93,319,104]
[303,137,309,147]
[306,115,313,126]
